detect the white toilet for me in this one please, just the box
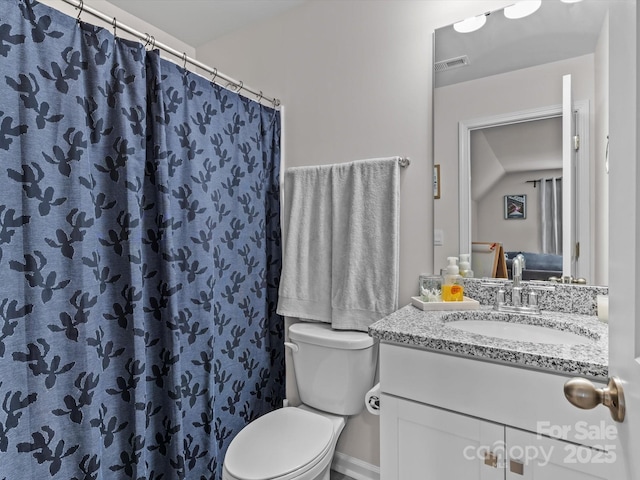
[222,322,378,480]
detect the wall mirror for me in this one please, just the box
[433,0,610,286]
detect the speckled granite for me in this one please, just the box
[368,304,608,380]
[462,278,608,316]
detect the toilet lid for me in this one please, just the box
[224,408,334,480]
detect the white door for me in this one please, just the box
[580,1,640,478]
[609,0,640,477]
[562,74,591,282]
[562,74,575,278]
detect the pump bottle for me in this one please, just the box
[442,256,464,301]
[459,254,474,278]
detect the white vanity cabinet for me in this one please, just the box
[382,395,504,479]
[505,428,614,480]
[379,343,617,480]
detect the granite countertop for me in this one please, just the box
[368,304,608,380]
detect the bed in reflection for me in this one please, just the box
[505,251,563,281]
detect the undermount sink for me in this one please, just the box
[445,316,595,345]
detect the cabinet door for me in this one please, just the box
[506,428,616,480]
[381,394,504,480]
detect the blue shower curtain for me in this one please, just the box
[0,1,284,478]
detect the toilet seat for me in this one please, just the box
[223,407,335,480]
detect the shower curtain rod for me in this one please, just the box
[526,177,561,188]
[61,0,281,107]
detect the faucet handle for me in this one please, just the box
[512,286,523,307]
[528,290,538,307]
[496,288,506,307]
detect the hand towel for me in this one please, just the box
[277,157,400,331]
[278,164,334,322]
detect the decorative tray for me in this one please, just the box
[410,296,480,311]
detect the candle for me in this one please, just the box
[596,295,609,323]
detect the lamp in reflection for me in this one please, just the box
[453,14,487,33]
[504,0,542,19]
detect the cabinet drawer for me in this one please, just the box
[379,343,614,450]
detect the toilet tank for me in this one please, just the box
[288,322,378,416]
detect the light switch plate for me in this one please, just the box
[434,229,444,246]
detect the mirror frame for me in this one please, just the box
[433,0,610,285]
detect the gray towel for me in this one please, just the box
[277,157,400,331]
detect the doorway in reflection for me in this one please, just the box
[471,117,562,255]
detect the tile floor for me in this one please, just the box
[330,471,356,480]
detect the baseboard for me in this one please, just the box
[331,452,380,480]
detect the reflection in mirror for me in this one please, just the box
[472,118,562,264]
[433,0,609,286]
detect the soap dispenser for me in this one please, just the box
[442,256,464,302]
[459,254,474,278]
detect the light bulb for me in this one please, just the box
[504,0,542,20]
[453,14,487,33]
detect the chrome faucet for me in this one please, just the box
[493,254,545,315]
[511,254,525,308]
[512,253,525,287]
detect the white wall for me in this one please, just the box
[471,117,563,256]
[197,0,514,469]
[476,169,563,253]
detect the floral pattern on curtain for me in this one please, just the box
[0,1,284,478]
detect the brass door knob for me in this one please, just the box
[563,377,625,422]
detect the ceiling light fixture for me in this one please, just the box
[453,14,487,33]
[504,0,542,19]
[560,0,583,3]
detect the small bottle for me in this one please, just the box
[459,254,474,278]
[442,256,464,301]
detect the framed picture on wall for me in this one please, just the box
[504,194,526,219]
[433,164,441,199]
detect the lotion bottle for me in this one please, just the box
[442,256,464,301]
[459,254,474,278]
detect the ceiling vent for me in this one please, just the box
[434,55,470,72]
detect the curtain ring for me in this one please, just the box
[76,0,84,23]
[150,35,156,50]
[256,91,263,103]
[210,68,218,84]
[182,52,188,69]
[112,17,117,37]
[272,98,281,108]
[143,33,151,48]
[235,80,243,92]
